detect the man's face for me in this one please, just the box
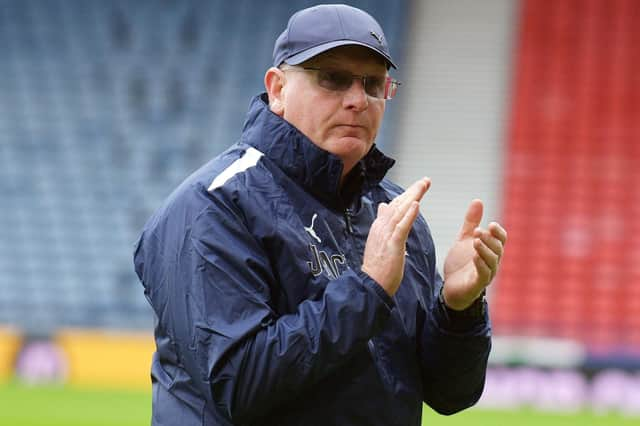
[272,46,388,177]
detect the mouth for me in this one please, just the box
[337,123,366,128]
[334,124,368,138]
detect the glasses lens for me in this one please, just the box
[364,76,386,99]
[317,70,353,91]
[308,68,399,100]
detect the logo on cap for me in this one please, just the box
[370,30,384,45]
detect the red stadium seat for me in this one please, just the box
[494,0,640,357]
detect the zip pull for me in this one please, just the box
[344,208,354,234]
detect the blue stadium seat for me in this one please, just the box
[0,0,408,333]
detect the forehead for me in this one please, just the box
[305,45,388,74]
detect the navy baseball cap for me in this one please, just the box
[273,4,397,69]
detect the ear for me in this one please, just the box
[264,67,286,116]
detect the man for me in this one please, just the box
[134,4,507,425]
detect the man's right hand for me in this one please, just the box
[361,178,431,296]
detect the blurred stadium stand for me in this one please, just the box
[493,0,640,364]
[0,0,409,334]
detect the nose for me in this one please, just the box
[342,77,368,110]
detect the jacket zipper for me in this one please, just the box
[344,208,354,234]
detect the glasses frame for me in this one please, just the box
[283,65,402,100]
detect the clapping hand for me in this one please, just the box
[362,178,431,296]
[442,200,507,310]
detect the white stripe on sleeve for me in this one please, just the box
[207,147,264,192]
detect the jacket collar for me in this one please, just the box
[241,94,395,207]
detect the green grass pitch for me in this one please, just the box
[0,382,637,425]
[0,382,150,426]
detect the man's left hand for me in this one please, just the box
[442,199,507,310]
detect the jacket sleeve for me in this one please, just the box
[417,269,492,415]
[170,200,394,423]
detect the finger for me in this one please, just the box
[389,177,430,210]
[377,202,389,218]
[389,178,430,225]
[390,201,419,247]
[488,222,508,245]
[474,238,499,271]
[403,177,430,203]
[473,250,493,284]
[473,228,504,258]
[458,199,483,239]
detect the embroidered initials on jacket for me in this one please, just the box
[307,244,346,279]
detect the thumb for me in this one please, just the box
[458,199,484,239]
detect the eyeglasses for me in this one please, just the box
[284,66,401,100]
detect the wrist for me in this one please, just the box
[441,286,485,311]
[439,287,486,319]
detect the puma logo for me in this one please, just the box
[370,30,383,45]
[304,213,322,243]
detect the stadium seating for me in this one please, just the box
[494,0,640,357]
[0,0,408,333]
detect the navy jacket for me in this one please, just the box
[134,94,491,425]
